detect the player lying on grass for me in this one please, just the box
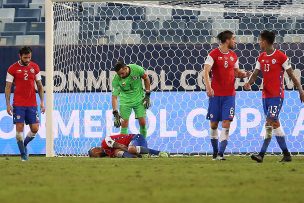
[244,30,304,163]
[88,134,169,158]
[203,30,251,160]
[112,60,151,138]
[5,46,44,161]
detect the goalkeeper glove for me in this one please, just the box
[143,92,151,109]
[113,110,121,128]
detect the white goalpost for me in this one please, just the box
[45,0,304,157]
[45,0,54,157]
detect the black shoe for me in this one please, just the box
[212,153,218,160]
[216,156,226,161]
[251,154,263,163]
[280,155,292,162]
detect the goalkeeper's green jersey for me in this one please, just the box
[112,64,145,106]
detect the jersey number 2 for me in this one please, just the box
[24,73,28,80]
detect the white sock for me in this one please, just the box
[210,129,218,139]
[16,132,23,141]
[26,131,36,138]
[220,128,229,142]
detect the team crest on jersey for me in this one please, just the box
[122,82,126,86]
[30,68,35,73]
[210,114,213,118]
[17,115,20,119]
[230,56,234,61]
[272,59,276,64]
[132,76,138,80]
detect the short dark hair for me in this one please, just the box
[88,147,107,158]
[19,46,32,56]
[217,30,234,43]
[114,60,126,72]
[260,30,275,45]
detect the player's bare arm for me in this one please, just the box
[286,68,304,102]
[143,74,151,92]
[203,64,214,97]
[244,69,260,90]
[234,68,252,79]
[113,149,138,158]
[112,95,118,111]
[112,95,122,127]
[112,142,128,151]
[143,74,151,109]
[5,81,13,116]
[36,80,45,113]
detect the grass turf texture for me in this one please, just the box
[0,156,303,203]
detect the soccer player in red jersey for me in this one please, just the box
[203,30,251,160]
[88,134,169,158]
[5,47,45,161]
[244,30,304,163]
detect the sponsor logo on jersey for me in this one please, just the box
[132,76,138,80]
[265,60,269,63]
[30,68,35,73]
[272,59,276,64]
[261,60,265,63]
[230,56,234,61]
[17,70,22,73]
[218,57,223,60]
[224,57,228,60]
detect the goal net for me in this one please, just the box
[47,0,304,156]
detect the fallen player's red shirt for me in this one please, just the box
[101,134,135,157]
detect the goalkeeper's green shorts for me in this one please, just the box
[120,102,146,120]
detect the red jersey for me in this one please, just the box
[205,48,239,96]
[255,50,291,98]
[6,61,41,107]
[101,134,135,157]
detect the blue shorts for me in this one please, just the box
[13,106,39,125]
[207,96,235,122]
[262,97,284,121]
[129,134,147,148]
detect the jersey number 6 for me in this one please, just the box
[224,61,228,68]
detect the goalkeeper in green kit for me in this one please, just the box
[112,60,151,138]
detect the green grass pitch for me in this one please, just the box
[0,156,303,203]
